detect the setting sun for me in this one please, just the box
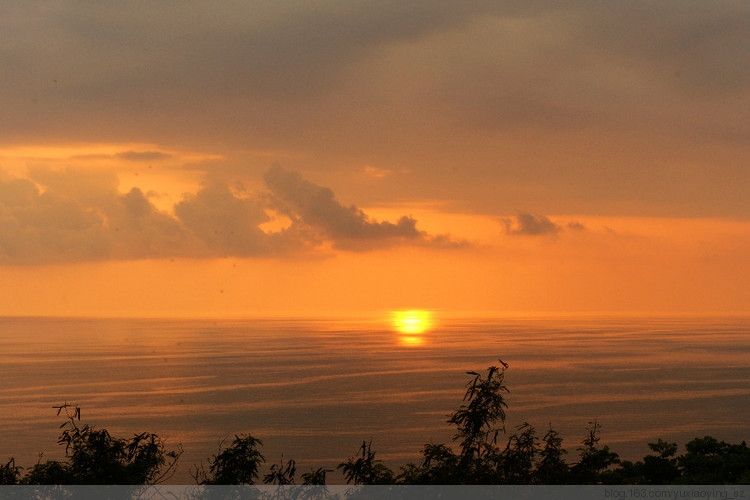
[392,310,434,334]
[4,1,750,490]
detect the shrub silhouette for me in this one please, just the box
[570,420,620,484]
[19,403,180,485]
[193,434,265,485]
[338,440,394,485]
[449,362,509,464]
[4,362,750,485]
[534,426,569,484]
[264,456,296,485]
[501,422,539,484]
[300,467,331,485]
[0,458,21,485]
[398,361,549,484]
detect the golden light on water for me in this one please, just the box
[392,310,434,334]
[398,335,426,347]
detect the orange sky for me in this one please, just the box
[1,2,749,317]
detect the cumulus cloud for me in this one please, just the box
[0,166,457,264]
[106,187,190,259]
[174,181,274,256]
[503,212,588,237]
[27,166,119,206]
[0,176,111,264]
[263,165,456,250]
[503,212,562,236]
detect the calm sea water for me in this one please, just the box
[1,315,749,483]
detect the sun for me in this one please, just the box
[392,310,433,334]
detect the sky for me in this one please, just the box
[1,1,749,316]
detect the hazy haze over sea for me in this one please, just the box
[2,315,749,483]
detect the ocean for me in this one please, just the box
[1,315,749,483]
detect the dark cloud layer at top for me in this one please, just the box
[0,0,507,117]
[2,1,749,218]
[0,166,456,265]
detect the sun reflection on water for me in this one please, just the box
[398,335,426,347]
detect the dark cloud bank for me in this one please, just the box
[3,2,749,218]
[0,166,458,265]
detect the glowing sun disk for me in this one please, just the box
[392,310,433,334]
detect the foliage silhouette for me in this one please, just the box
[300,467,331,485]
[677,436,750,484]
[0,458,21,485]
[398,361,536,484]
[642,439,680,484]
[448,362,508,464]
[193,434,265,485]
[4,363,750,485]
[338,440,394,485]
[534,426,569,484]
[264,456,296,485]
[15,403,180,485]
[500,422,538,484]
[570,420,620,484]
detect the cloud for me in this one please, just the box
[27,166,119,205]
[0,176,111,264]
[116,150,173,161]
[174,180,274,256]
[0,169,198,264]
[503,212,562,236]
[0,166,458,264]
[107,187,191,259]
[3,2,750,219]
[263,165,456,250]
[363,165,392,178]
[502,213,589,237]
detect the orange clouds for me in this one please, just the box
[2,3,749,316]
[264,165,459,251]
[0,165,456,265]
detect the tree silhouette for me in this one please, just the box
[264,456,296,485]
[338,440,394,485]
[448,361,509,466]
[677,436,750,484]
[193,434,265,485]
[501,422,538,484]
[300,467,331,485]
[571,420,620,484]
[534,426,569,484]
[21,403,180,485]
[0,458,21,485]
